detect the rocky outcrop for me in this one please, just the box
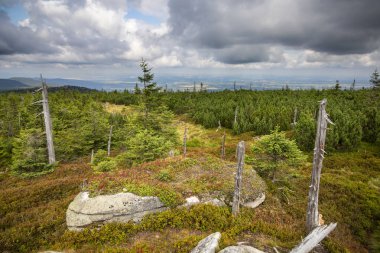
[66,192,167,231]
[242,192,265,209]
[182,196,227,208]
[191,232,221,253]
[191,233,266,253]
[219,245,266,253]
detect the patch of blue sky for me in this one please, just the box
[1,3,28,25]
[125,8,161,25]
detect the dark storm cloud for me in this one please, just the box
[168,0,380,64]
[0,11,56,55]
[214,45,283,64]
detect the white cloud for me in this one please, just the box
[0,0,379,80]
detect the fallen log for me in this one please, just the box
[290,223,337,253]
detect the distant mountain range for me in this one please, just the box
[0,76,372,92]
[0,79,30,90]
[0,77,133,91]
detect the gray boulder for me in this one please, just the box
[191,232,221,253]
[242,193,265,209]
[66,191,167,231]
[183,196,201,207]
[182,195,226,208]
[219,245,266,253]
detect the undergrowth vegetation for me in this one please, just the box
[0,87,379,252]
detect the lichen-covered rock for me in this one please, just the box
[66,192,167,231]
[191,232,221,253]
[219,245,266,253]
[242,192,265,209]
[184,196,201,207]
[182,195,226,208]
[203,198,226,207]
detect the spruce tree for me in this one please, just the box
[370,69,380,89]
[137,58,161,125]
[252,126,305,181]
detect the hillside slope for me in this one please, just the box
[0,79,29,90]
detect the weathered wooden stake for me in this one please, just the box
[292,107,298,127]
[183,125,187,157]
[232,141,245,216]
[306,99,333,232]
[221,131,226,159]
[107,125,113,156]
[90,149,94,164]
[41,75,55,164]
[217,120,222,132]
[290,223,337,253]
[234,106,238,125]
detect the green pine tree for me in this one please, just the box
[138,58,161,126]
[252,126,305,181]
[11,128,52,176]
[370,69,380,89]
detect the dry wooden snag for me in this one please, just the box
[183,125,187,157]
[221,131,226,159]
[290,223,337,253]
[41,75,55,164]
[107,125,113,156]
[306,98,333,232]
[232,141,245,216]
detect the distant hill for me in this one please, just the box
[10,77,41,87]
[0,79,30,90]
[2,85,96,93]
[47,85,96,92]
[41,78,132,91]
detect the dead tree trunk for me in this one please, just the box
[232,141,245,216]
[41,75,55,164]
[107,125,113,156]
[90,149,94,164]
[234,106,238,125]
[306,99,333,232]
[292,107,298,128]
[290,223,337,253]
[217,120,222,132]
[183,125,187,158]
[221,131,226,160]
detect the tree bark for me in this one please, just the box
[234,106,238,125]
[306,99,332,232]
[232,141,245,216]
[290,223,337,253]
[292,107,298,128]
[221,131,226,160]
[90,149,94,164]
[41,75,55,164]
[183,125,187,158]
[107,125,113,156]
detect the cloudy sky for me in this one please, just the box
[0,0,379,82]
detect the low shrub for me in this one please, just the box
[93,160,117,172]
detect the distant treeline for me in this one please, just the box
[0,85,96,93]
[98,88,380,151]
